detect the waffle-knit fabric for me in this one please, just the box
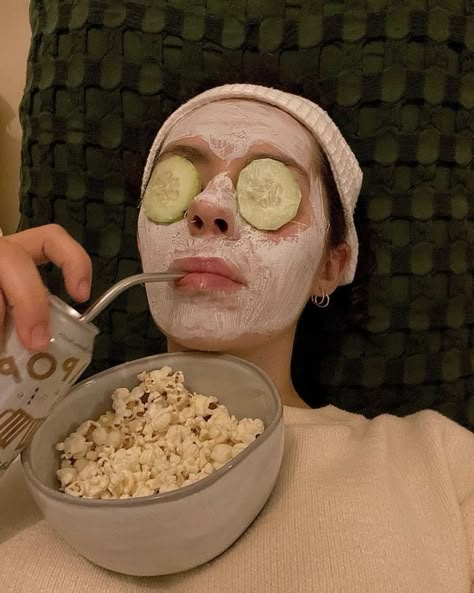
[0,406,473,592]
[18,1,473,426]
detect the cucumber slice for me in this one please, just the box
[142,155,201,224]
[236,158,302,231]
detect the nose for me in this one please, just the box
[185,173,237,238]
[186,199,235,237]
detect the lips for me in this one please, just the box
[169,257,246,292]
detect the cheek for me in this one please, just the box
[270,177,324,239]
[137,211,178,266]
[274,200,315,238]
[281,176,326,240]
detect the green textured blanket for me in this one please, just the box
[19,1,473,427]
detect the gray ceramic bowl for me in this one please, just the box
[21,352,284,576]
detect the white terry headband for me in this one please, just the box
[142,83,363,286]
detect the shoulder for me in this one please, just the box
[286,404,470,433]
[287,405,473,453]
[286,405,474,506]
[354,408,473,455]
[369,408,473,444]
[362,410,474,497]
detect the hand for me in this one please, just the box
[0,225,92,351]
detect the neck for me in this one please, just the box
[167,329,310,409]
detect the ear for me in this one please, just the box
[311,242,351,297]
[137,233,141,255]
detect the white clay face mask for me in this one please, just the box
[137,100,328,348]
[160,100,318,166]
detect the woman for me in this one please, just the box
[0,84,472,593]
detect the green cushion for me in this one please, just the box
[19,1,473,427]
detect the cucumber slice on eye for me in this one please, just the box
[142,155,201,224]
[236,158,302,231]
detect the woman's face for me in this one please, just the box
[137,99,329,351]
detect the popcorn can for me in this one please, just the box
[0,296,98,477]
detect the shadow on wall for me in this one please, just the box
[0,94,21,234]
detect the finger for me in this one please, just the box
[6,225,92,302]
[0,289,6,352]
[0,240,51,351]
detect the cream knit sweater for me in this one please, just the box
[0,405,473,593]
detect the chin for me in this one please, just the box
[166,331,276,355]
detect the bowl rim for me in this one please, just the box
[21,352,283,508]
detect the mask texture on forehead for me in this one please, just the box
[162,101,316,171]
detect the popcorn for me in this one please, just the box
[56,366,265,500]
[211,444,233,465]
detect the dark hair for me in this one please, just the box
[319,150,347,249]
[177,71,374,407]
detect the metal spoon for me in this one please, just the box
[78,272,184,324]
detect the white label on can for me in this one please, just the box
[0,312,94,476]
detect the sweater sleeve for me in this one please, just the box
[440,414,474,586]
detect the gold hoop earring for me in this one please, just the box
[311,293,330,308]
